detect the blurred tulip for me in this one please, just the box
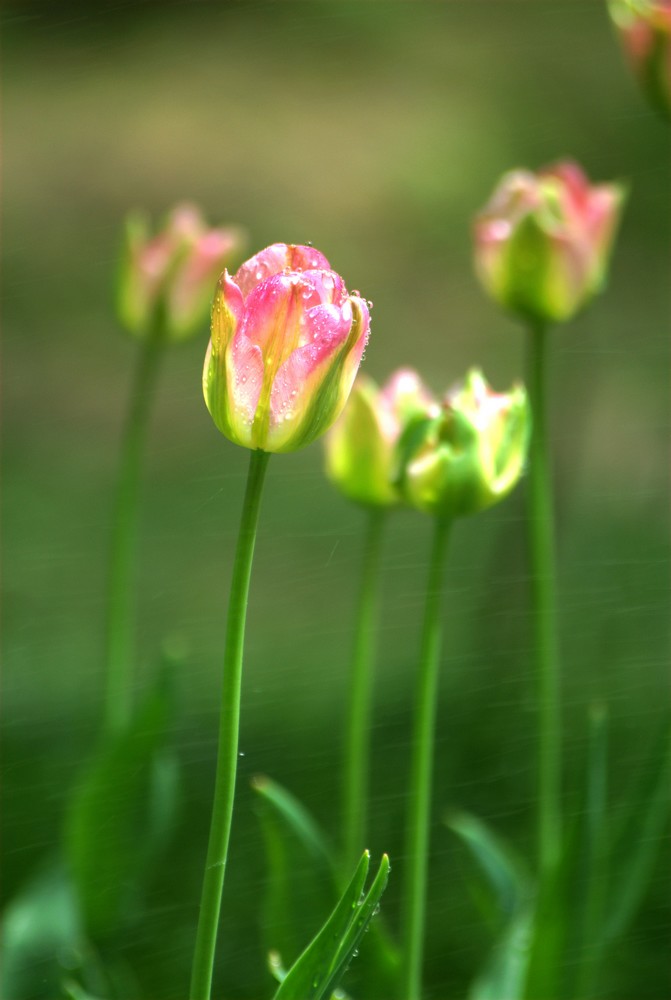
[324,368,435,507]
[118,203,244,340]
[474,162,625,324]
[203,243,370,453]
[398,369,529,519]
[609,0,671,119]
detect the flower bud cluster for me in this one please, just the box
[326,368,530,521]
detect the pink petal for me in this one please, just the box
[267,328,349,442]
[170,229,241,324]
[239,273,299,353]
[234,243,331,299]
[226,332,265,429]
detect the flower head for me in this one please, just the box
[118,203,244,340]
[324,368,435,507]
[474,162,625,325]
[203,243,370,453]
[609,0,671,119]
[398,369,530,520]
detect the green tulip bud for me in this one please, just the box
[398,369,530,520]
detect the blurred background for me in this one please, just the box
[3,1,669,998]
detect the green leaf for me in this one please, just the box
[252,776,400,994]
[1,864,83,1000]
[446,810,532,922]
[273,851,390,1000]
[469,904,535,1000]
[252,775,336,871]
[603,725,671,944]
[252,775,337,966]
[64,670,174,939]
[62,981,106,1000]
[571,704,610,999]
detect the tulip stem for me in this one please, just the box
[526,323,562,879]
[402,515,452,1000]
[189,448,270,1000]
[343,508,386,870]
[104,323,165,735]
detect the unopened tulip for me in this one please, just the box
[325,369,435,507]
[474,162,624,325]
[203,244,370,453]
[118,204,244,340]
[609,0,671,119]
[398,369,529,520]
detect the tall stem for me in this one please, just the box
[401,516,451,1000]
[104,326,165,735]
[526,323,562,878]
[343,508,386,870]
[189,448,270,1000]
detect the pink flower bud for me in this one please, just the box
[117,203,245,340]
[609,0,671,119]
[203,244,370,454]
[473,162,625,325]
[324,368,436,507]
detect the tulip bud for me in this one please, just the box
[117,203,244,340]
[203,243,371,454]
[473,162,625,325]
[324,368,436,507]
[609,0,671,120]
[398,369,530,520]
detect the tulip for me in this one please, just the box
[325,368,435,507]
[398,369,529,520]
[118,203,244,340]
[609,0,671,119]
[473,162,625,325]
[203,243,370,453]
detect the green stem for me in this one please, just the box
[343,508,386,871]
[401,516,451,1000]
[189,448,271,1000]
[104,325,165,735]
[526,323,562,879]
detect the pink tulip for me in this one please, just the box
[118,203,245,340]
[203,244,370,453]
[473,161,625,324]
[609,0,671,119]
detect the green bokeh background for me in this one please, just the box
[3,1,669,997]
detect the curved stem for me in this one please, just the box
[189,448,270,1000]
[343,508,386,870]
[104,326,165,735]
[401,516,451,1000]
[526,323,562,879]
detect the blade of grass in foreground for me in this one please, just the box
[273,851,390,1000]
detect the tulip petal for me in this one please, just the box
[235,244,331,299]
[225,334,265,447]
[266,297,369,453]
[211,272,245,353]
